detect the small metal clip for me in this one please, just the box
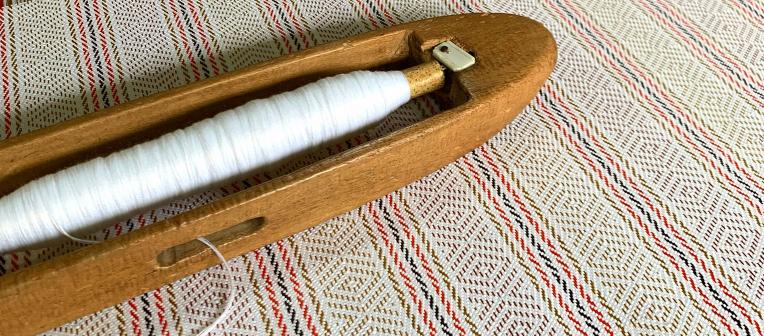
[432,41,475,72]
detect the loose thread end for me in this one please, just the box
[196,237,236,336]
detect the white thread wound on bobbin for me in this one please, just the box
[0,70,410,253]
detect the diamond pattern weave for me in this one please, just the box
[1,0,763,335]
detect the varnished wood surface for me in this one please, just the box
[0,14,556,335]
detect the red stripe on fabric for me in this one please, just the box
[73,0,101,110]
[370,0,395,25]
[280,0,310,48]
[90,0,121,105]
[167,0,201,80]
[538,93,736,331]
[368,203,438,336]
[114,220,123,237]
[185,0,221,75]
[128,298,143,336]
[354,0,381,29]
[419,96,439,117]
[10,252,17,272]
[547,88,762,334]
[254,250,289,336]
[153,289,171,336]
[449,0,466,14]
[276,241,319,336]
[469,0,484,12]
[0,14,10,139]
[386,194,467,336]
[551,85,761,329]
[477,147,615,335]
[138,214,147,229]
[263,0,294,53]
[461,158,589,336]
[535,93,739,334]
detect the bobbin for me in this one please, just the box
[0,13,556,334]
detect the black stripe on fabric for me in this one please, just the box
[80,0,111,108]
[363,0,389,27]
[264,245,305,336]
[471,152,602,335]
[377,199,455,336]
[272,1,303,50]
[541,90,749,335]
[140,293,156,336]
[176,0,211,78]
[126,218,136,232]
[554,0,762,208]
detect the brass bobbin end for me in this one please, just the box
[402,61,445,99]
[402,40,475,99]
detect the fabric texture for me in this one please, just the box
[1,0,763,335]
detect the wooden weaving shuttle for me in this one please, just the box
[0,13,556,334]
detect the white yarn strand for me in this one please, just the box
[195,237,235,336]
[0,70,411,253]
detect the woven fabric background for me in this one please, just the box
[1,0,763,335]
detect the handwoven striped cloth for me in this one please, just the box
[1,0,763,335]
